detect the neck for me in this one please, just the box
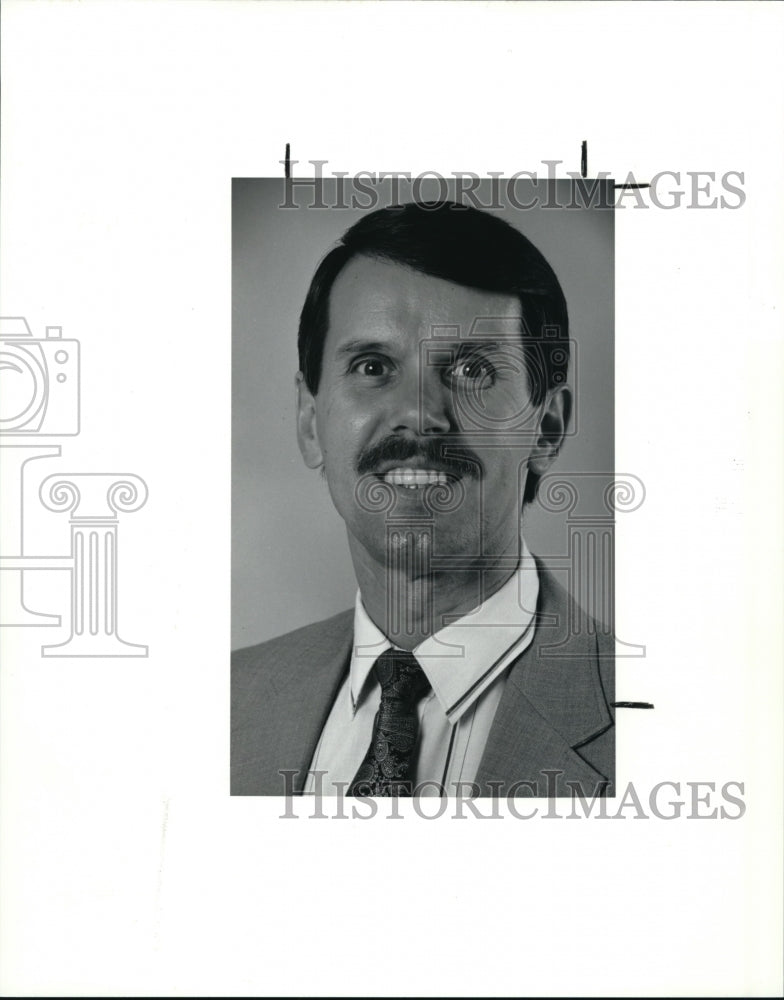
[350,534,521,651]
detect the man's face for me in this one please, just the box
[297,256,567,575]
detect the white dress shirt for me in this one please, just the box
[305,540,540,797]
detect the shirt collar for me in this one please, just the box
[349,539,540,722]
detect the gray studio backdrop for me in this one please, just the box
[232,178,614,651]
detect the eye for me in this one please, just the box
[348,356,390,378]
[446,355,496,386]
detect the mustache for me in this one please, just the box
[356,436,481,479]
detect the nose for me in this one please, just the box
[389,364,453,436]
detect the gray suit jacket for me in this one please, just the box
[231,562,614,797]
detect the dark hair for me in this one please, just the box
[297,200,569,505]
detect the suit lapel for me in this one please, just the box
[475,564,614,797]
[264,611,353,794]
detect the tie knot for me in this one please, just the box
[374,649,430,703]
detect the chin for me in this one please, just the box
[390,521,481,567]
[378,527,433,567]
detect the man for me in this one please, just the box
[232,200,614,798]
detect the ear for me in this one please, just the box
[528,385,572,476]
[295,372,324,469]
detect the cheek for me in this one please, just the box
[481,451,532,494]
[491,382,537,427]
[322,398,377,445]
[454,381,534,434]
[316,403,365,469]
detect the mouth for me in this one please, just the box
[376,467,457,490]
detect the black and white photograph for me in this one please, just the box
[232,178,618,800]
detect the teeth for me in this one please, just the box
[382,468,450,489]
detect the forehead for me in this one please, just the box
[326,255,522,349]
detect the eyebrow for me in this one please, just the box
[426,341,503,359]
[335,340,391,356]
[336,339,508,357]
[451,340,501,353]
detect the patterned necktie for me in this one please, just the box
[348,649,431,797]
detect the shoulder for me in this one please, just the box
[231,608,354,795]
[531,556,615,700]
[232,608,354,686]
